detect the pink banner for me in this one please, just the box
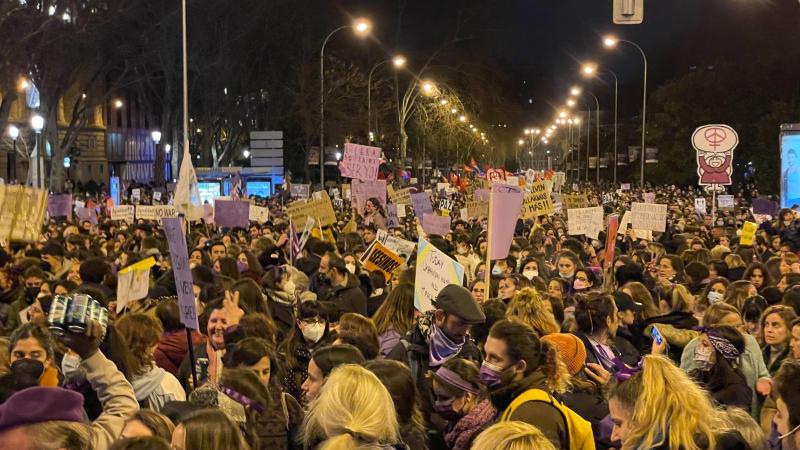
[489,183,523,260]
[422,213,451,236]
[339,143,381,180]
[351,179,387,215]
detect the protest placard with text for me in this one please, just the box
[740,221,757,246]
[339,143,381,180]
[0,184,48,243]
[567,207,604,238]
[351,179,387,215]
[410,192,433,217]
[718,195,735,209]
[631,202,667,232]
[162,217,200,330]
[359,241,405,281]
[249,205,270,223]
[415,237,465,312]
[214,200,250,228]
[562,193,589,210]
[290,184,310,200]
[287,192,337,229]
[522,180,554,218]
[136,205,178,222]
[422,213,451,236]
[695,197,707,214]
[48,194,72,217]
[465,200,488,219]
[111,205,135,223]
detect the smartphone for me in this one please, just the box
[650,325,664,346]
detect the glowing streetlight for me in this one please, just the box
[440,99,448,105]
[570,86,582,96]
[151,131,162,144]
[31,115,44,133]
[392,55,407,68]
[8,125,19,140]
[353,18,372,35]
[603,35,619,48]
[421,80,436,95]
[518,139,525,146]
[582,62,597,76]
[567,99,576,108]
[524,129,530,135]
[558,110,568,118]
[459,115,467,122]
[450,108,457,114]
[113,99,124,109]
[243,149,251,158]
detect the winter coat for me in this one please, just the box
[130,366,186,412]
[155,330,206,376]
[82,351,140,449]
[562,381,610,449]
[322,273,368,317]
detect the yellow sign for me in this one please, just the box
[522,180,554,219]
[360,241,405,282]
[0,185,48,243]
[562,193,589,210]
[740,221,757,246]
[287,191,337,229]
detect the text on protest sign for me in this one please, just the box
[388,187,412,205]
[522,180,554,219]
[567,207,604,239]
[740,221,757,246]
[249,205,270,223]
[0,184,48,243]
[136,205,178,221]
[422,213,451,236]
[290,184,311,200]
[214,200,250,229]
[617,211,654,241]
[116,257,156,313]
[631,202,668,232]
[287,192,337,229]
[438,198,454,211]
[111,205,135,223]
[415,237,465,312]
[695,198,707,214]
[351,179,387,216]
[48,194,72,217]
[162,217,200,330]
[339,143,382,180]
[375,229,416,262]
[410,192,433,217]
[465,200,488,219]
[718,195,735,209]
[359,241,405,281]
[473,188,490,202]
[562,193,589,210]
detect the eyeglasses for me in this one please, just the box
[301,318,326,326]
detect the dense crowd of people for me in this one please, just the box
[0,177,799,450]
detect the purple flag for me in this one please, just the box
[489,183,523,260]
[48,194,72,217]
[214,200,250,228]
[752,197,777,215]
[422,213,451,236]
[410,192,433,217]
[162,217,199,330]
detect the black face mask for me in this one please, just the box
[25,286,41,302]
[11,358,45,390]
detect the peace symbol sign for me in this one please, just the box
[703,127,727,148]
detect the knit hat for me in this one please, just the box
[541,333,587,376]
[0,387,88,431]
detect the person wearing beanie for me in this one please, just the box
[542,333,587,377]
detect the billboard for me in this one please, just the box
[198,181,221,205]
[781,125,800,208]
[246,181,272,198]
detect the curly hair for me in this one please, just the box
[115,313,163,376]
[505,288,560,337]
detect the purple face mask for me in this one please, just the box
[236,261,248,273]
[478,360,505,387]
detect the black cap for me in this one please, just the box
[614,291,642,313]
[432,284,485,324]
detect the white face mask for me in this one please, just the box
[707,291,723,304]
[301,322,325,343]
[283,280,296,295]
[522,270,538,280]
[694,345,714,371]
[61,353,85,381]
[345,263,356,275]
[559,271,574,280]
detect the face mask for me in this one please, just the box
[236,261,248,273]
[283,280,296,295]
[522,270,538,281]
[479,360,506,387]
[573,279,589,290]
[558,271,574,280]
[694,345,714,371]
[189,262,197,270]
[476,271,485,281]
[707,291,723,304]
[491,266,503,277]
[433,398,462,422]
[457,247,468,255]
[429,324,465,367]
[345,263,356,275]
[301,322,325,343]
[61,354,85,381]
[11,359,45,389]
[25,286,40,302]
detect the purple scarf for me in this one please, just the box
[429,324,465,367]
[445,399,498,450]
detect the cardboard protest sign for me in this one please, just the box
[351,179,386,215]
[465,200,488,219]
[116,257,155,313]
[473,188,490,202]
[290,184,310,200]
[562,193,589,210]
[410,192,433,217]
[287,192,337,229]
[522,180,554,219]
[386,204,400,228]
[422,213,451,236]
[214,200,250,228]
[717,195,735,209]
[136,205,178,221]
[695,197,707,214]
[75,207,98,225]
[339,143,381,180]
[162,217,199,330]
[617,211,654,241]
[740,221,757,246]
[415,237,465,312]
[111,205,135,223]
[567,207,604,239]
[692,124,738,186]
[0,184,48,243]
[48,194,72,217]
[396,204,406,218]
[359,241,405,281]
[489,183,524,259]
[388,187,412,205]
[631,202,667,232]
[377,231,415,261]
[249,205,270,223]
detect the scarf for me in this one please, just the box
[205,340,224,385]
[445,399,498,450]
[424,311,465,367]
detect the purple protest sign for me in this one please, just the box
[752,197,777,215]
[410,192,433,217]
[422,213,451,236]
[489,183,524,259]
[47,194,72,217]
[339,143,381,180]
[162,217,199,330]
[351,179,386,215]
[214,200,250,228]
[75,207,97,225]
[474,189,490,202]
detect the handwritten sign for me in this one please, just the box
[287,191,337,229]
[339,143,381,180]
[473,189,490,202]
[290,184,310,200]
[351,179,387,216]
[389,187,412,205]
[522,180,554,218]
[359,241,405,281]
[466,200,488,219]
[621,183,631,191]
[567,207,604,239]
[740,221,757,246]
[489,183,525,259]
[695,197,707,214]
[617,211,654,241]
[48,194,72,217]
[75,207,98,225]
[162,217,199,330]
[415,237,465,312]
[718,195,735,209]
[563,193,589,210]
[422,213,451,236]
[376,229,416,262]
[0,185,48,243]
[214,200,250,228]
[131,188,141,203]
[116,257,155,313]
[111,205,135,223]
[249,205,270,223]
[410,192,433,217]
[631,202,667,232]
[136,205,178,221]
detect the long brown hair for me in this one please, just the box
[115,313,162,376]
[179,409,251,450]
[373,283,415,336]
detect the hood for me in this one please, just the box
[130,366,168,401]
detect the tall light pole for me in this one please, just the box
[586,91,600,183]
[31,115,44,189]
[367,55,406,142]
[582,63,619,184]
[151,131,162,186]
[320,18,372,188]
[7,125,18,182]
[604,35,647,187]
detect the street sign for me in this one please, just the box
[613,0,644,24]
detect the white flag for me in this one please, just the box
[174,146,203,221]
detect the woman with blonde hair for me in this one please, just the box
[724,280,758,312]
[505,288,559,337]
[620,281,660,319]
[608,355,750,450]
[301,364,403,450]
[470,421,557,450]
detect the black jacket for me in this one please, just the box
[322,273,368,318]
[561,380,611,450]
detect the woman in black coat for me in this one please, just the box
[688,325,752,410]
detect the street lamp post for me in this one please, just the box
[582,64,619,184]
[585,91,601,184]
[367,55,405,141]
[31,115,44,189]
[151,131,162,185]
[7,126,18,182]
[320,19,371,188]
[605,36,647,187]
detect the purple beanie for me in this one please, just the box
[0,387,87,431]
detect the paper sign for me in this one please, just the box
[422,213,451,236]
[0,185,48,243]
[718,195,735,209]
[249,205,270,223]
[287,192,337,229]
[410,192,433,217]
[342,184,351,200]
[290,184,311,200]
[75,207,98,225]
[567,207,604,238]
[438,198,454,211]
[339,143,381,180]
[214,200,250,228]
[116,257,156,313]
[473,189,490,202]
[48,194,72,217]
[489,183,524,259]
[563,193,589,210]
[460,208,468,221]
[111,205,135,223]
[752,197,777,215]
[617,211,654,241]
[522,180,554,218]
[376,230,417,262]
[153,191,162,202]
[389,187,412,205]
[136,205,178,221]
[466,200,488,219]
[621,183,631,190]
[131,188,141,203]
[386,204,400,228]
[396,204,406,218]
[506,176,519,186]
[203,204,215,223]
[643,192,655,204]
[162,217,199,330]
[631,202,668,232]
[351,179,387,216]
[414,237,465,312]
[359,241,405,281]
[695,198,707,214]
[740,221,757,246]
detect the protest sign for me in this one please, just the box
[162,217,199,330]
[342,184,351,200]
[415,237,465,312]
[506,176,519,187]
[396,204,406,218]
[740,221,757,246]
[359,241,405,281]
[153,191,162,202]
[410,192,433,217]
[643,192,655,204]
[465,200,488,219]
[214,200,250,228]
[48,194,72,217]
[422,213,451,236]
[695,197,707,214]
[718,195,735,209]
[438,198,454,211]
[473,188,490,202]
[460,208,468,221]
[312,191,324,201]
[135,205,178,221]
[631,202,668,232]
[562,193,589,210]
[339,143,381,180]
[489,183,524,259]
[287,192,337,228]
[567,207,604,238]
[386,204,400,228]
[75,207,98,225]
[752,197,777,215]
[0,185,48,243]
[249,205,270,223]
[617,211,654,241]
[522,180,554,219]
[351,179,387,215]
[388,187,412,205]
[290,184,310,200]
[203,204,215,223]
[131,188,141,203]
[621,183,631,190]
[111,205,135,223]
[116,257,155,313]
[693,124,737,186]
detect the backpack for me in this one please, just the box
[500,388,596,450]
